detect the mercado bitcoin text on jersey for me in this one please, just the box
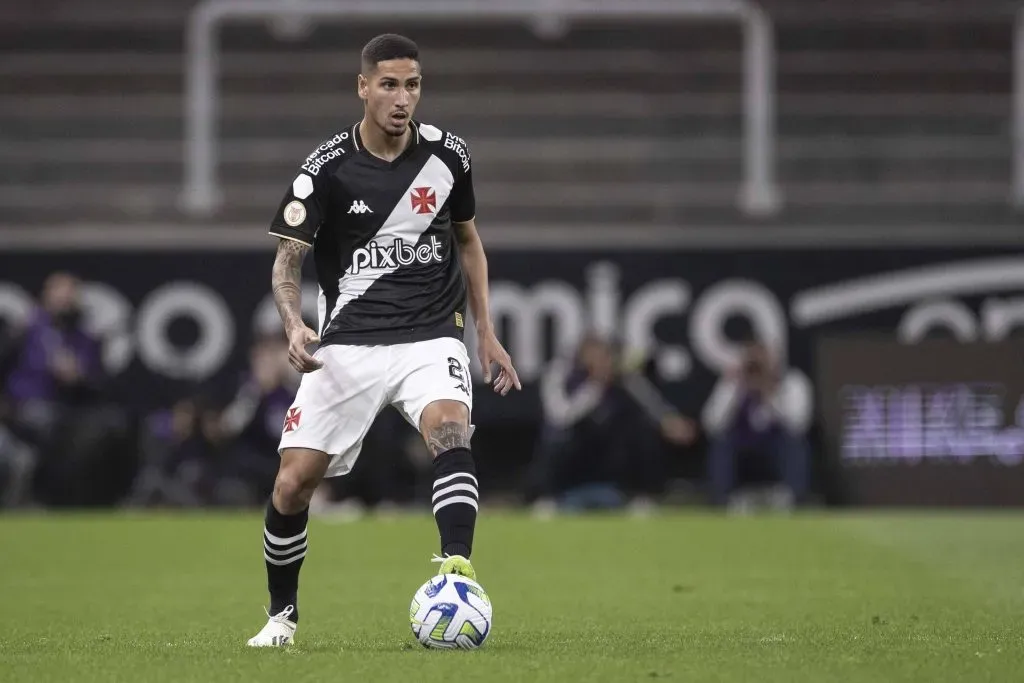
[269,121,475,346]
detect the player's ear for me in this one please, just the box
[357,73,368,101]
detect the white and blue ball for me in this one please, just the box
[409,574,492,650]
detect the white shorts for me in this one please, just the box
[278,337,473,478]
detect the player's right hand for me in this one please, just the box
[287,325,324,373]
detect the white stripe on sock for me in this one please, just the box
[263,536,305,554]
[433,472,478,489]
[432,495,479,516]
[263,541,308,557]
[432,482,478,502]
[264,528,307,546]
[264,550,307,566]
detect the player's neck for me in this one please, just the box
[358,119,412,162]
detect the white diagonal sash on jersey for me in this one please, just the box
[316,285,327,336]
[329,155,454,323]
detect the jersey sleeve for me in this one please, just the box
[268,169,326,246]
[447,137,476,223]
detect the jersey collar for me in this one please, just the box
[352,120,419,167]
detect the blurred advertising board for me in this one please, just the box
[0,246,1022,431]
[816,337,1024,506]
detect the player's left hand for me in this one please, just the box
[477,328,521,396]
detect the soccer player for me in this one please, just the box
[246,34,520,647]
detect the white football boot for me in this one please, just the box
[246,605,297,647]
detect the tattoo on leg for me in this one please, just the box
[426,421,469,456]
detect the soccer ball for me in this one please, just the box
[409,574,492,650]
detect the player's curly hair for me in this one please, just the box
[361,34,419,72]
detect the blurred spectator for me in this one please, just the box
[216,333,298,504]
[2,272,133,507]
[526,334,697,514]
[0,322,35,507]
[5,272,102,433]
[701,340,812,511]
[131,335,298,508]
[129,392,225,507]
[0,425,34,507]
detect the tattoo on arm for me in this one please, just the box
[425,421,470,456]
[272,239,309,332]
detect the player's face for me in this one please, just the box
[359,59,421,137]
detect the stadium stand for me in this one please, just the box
[0,0,1020,227]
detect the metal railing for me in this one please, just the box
[181,0,780,217]
[1015,7,1024,207]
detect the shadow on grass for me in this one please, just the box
[267,629,681,656]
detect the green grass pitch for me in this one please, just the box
[2,511,1023,682]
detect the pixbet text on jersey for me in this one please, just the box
[348,235,445,274]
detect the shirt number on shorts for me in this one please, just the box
[448,357,471,396]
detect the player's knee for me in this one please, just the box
[273,448,329,512]
[420,399,469,431]
[273,466,319,513]
[420,401,471,456]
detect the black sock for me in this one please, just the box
[263,500,308,622]
[432,447,478,558]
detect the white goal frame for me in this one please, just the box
[1014,7,1024,207]
[181,0,781,217]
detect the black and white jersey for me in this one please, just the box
[269,120,475,346]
